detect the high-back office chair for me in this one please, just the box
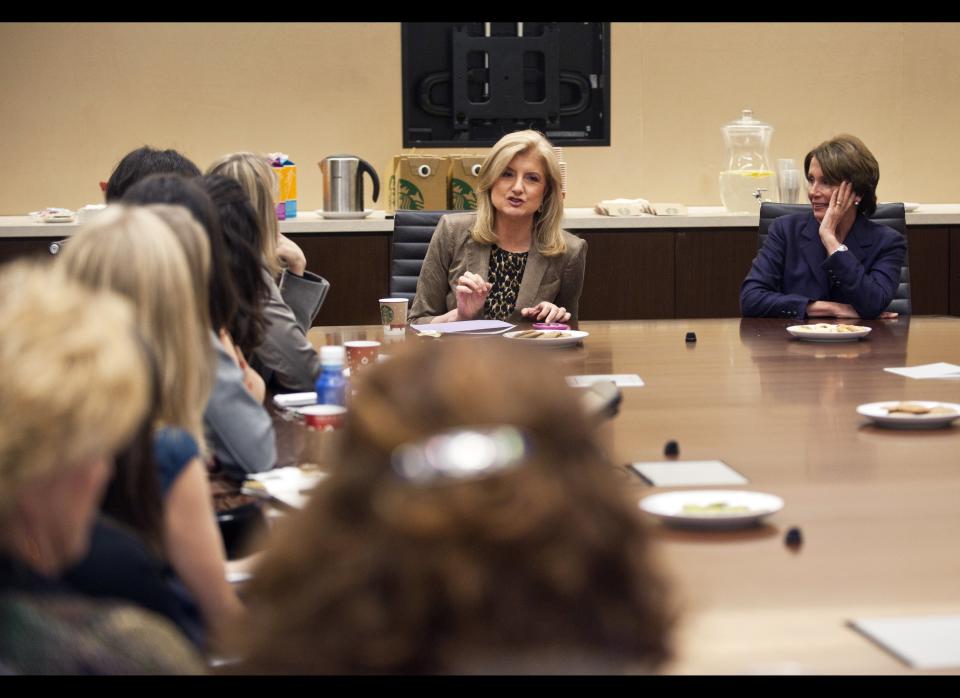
[390,210,457,302]
[758,202,911,315]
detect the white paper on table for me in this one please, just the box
[566,374,645,388]
[883,362,960,380]
[243,466,327,509]
[411,320,515,335]
[629,460,748,487]
[849,614,960,669]
[272,392,317,408]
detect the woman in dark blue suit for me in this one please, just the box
[740,135,906,320]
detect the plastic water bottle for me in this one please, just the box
[315,345,347,406]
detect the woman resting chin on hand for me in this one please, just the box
[740,134,906,321]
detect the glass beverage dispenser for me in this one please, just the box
[719,109,775,213]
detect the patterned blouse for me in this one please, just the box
[483,245,529,321]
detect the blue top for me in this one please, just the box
[740,212,906,320]
[153,427,199,495]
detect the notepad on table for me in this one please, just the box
[630,460,748,487]
[411,320,515,335]
[567,374,645,388]
[849,613,960,669]
[884,363,960,380]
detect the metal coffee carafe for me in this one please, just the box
[319,155,380,213]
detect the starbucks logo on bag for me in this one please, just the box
[399,179,425,210]
[451,178,478,210]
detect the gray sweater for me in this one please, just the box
[251,268,329,392]
[204,332,277,479]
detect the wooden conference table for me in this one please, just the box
[280,316,960,674]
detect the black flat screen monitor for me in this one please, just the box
[402,22,610,147]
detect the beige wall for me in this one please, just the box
[2,22,959,215]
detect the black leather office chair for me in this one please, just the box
[390,210,457,301]
[757,202,910,315]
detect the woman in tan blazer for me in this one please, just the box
[409,131,587,326]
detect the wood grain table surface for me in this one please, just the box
[288,317,960,674]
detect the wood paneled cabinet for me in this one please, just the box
[2,225,955,323]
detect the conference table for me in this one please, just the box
[275,316,960,674]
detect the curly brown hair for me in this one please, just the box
[228,339,675,674]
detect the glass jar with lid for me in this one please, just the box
[719,109,775,213]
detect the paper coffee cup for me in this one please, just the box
[344,340,380,376]
[379,297,409,335]
[299,404,347,432]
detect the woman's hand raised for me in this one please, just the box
[455,271,492,320]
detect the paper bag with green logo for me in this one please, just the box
[448,155,484,210]
[387,155,448,212]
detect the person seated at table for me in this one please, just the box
[740,134,906,320]
[65,344,207,650]
[123,175,276,479]
[58,206,244,646]
[0,259,204,674]
[105,146,201,202]
[226,340,674,674]
[207,152,328,392]
[408,130,587,326]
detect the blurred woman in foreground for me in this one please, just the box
[59,206,244,645]
[229,340,673,674]
[0,260,203,674]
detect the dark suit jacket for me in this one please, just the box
[739,212,906,319]
[408,212,588,324]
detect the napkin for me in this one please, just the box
[594,198,655,216]
[630,460,748,487]
[567,374,644,388]
[243,466,327,510]
[850,614,960,669]
[884,362,960,380]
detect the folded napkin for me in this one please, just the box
[594,198,655,216]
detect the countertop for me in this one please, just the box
[3,205,958,238]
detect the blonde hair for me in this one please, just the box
[473,130,566,256]
[145,203,213,341]
[58,205,214,448]
[206,152,281,276]
[0,259,149,515]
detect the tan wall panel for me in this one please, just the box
[1,22,958,215]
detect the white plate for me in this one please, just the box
[315,209,373,219]
[857,401,960,429]
[503,330,589,348]
[787,324,872,342]
[639,490,784,529]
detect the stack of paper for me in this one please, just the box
[884,363,960,380]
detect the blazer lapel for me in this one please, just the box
[464,238,492,280]
[799,214,829,288]
[843,215,874,262]
[514,245,549,312]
